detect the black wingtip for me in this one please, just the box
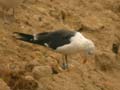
[13,32,34,42]
[13,32,24,35]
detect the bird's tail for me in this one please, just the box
[14,32,35,43]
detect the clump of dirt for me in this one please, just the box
[0,0,120,90]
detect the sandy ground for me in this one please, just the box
[0,0,120,90]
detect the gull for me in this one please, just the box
[14,29,95,69]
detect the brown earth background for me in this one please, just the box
[0,0,120,90]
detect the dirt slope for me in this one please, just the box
[0,0,120,90]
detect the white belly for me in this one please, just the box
[55,43,82,54]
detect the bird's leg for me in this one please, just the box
[62,54,68,69]
[65,55,68,69]
[62,55,66,69]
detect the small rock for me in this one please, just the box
[13,75,38,90]
[25,60,39,72]
[0,79,11,90]
[32,66,52,79]
[95,51,116,72]
[50,63,63,74]
[24,75,35,81]
[24,76,45,90]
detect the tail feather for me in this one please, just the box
[14,32,34,43]
[14,32,49,46]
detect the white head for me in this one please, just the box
[84,39,95,55]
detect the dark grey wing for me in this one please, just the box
[47,30,76,49]
[32,32,50,46]
[14,30,76,49]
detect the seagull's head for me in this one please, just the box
[84,39,95,55]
